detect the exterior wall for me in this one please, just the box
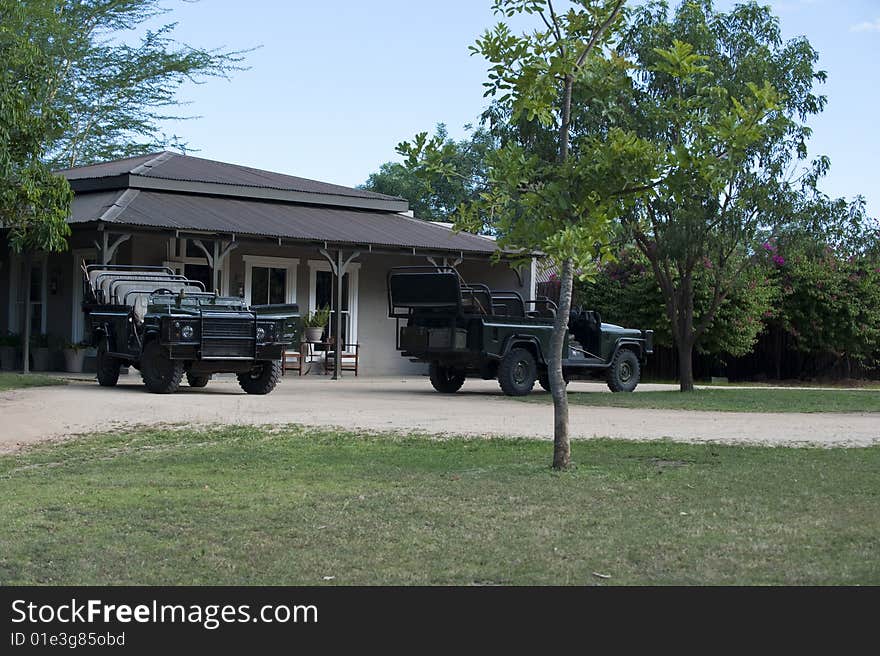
[39,227,531,376]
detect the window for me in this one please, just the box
[71,249,97,342]
[251,265,287,305]
[165,237,228,294]
[243,256,298,306]
[308,260,359,345]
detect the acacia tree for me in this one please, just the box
[399,0,667,470]
[1,1,74,372]
[362,124,494,222]
[27,0,248,168]
[613,0,827,391]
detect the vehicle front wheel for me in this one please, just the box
[498,347,537,396]
[238,361,281,395]
[606,349,640,393]
[96,337,120,387]
[429,361,465,393]
[140,341,184,394]
[186,373,211,388]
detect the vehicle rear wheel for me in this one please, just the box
[538,369,569,392]
[140,341,184,394]
[429,361,465,393]
[499,347,537,396]
[186,373,211,388]
[238,361,281,395]
[606,349,640,393]
[96,337,121,387]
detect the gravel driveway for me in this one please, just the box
[1,374,878,452]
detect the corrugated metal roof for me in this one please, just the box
[56,153,164,180]
[58,151,401,202]
[68,190,499,254]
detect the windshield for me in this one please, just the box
[148,294,248,311]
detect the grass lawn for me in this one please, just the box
[0,372,66,392]
[524,387,880,413]
[1,426,878,585]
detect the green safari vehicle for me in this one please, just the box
[387,267,653,396]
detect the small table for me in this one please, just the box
[300,340,332,376]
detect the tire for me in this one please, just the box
[238,361,282,395]
[498,347,537,396]
[186,373,211,388]
[429,361,465,393]
[538,369,569,392]
[96,337,120,387]
[606,348,640,393]
[140,341,184,394]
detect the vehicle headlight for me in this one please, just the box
[256,326,266,341]
[181,324,195,340]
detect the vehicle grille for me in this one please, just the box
[202,319,253,338]
[202,318,254,358]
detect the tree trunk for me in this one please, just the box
[22,252,32,375]
[677,341,694,392]
[551,257,575,470]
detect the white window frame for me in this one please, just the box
[165,237,230,295]
[307,259,360,345]
[8,254,48,336]
[71,248,98,343]
[243,255,299,306]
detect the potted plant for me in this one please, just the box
[302,306,331,342]
[30,333,51,371]
[63,340,90,373]
[0,332,20,371]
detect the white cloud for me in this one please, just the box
[851,18,880,33]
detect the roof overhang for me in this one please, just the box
[68,174,409,213]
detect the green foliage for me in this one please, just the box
[0,0,72,253]
[576,247,776,358]
[607,0,827,387]
[363,124,494,222]
[766,203,880,366]
[398,0,645,273]
[302,306,331,329]
[22,0,249,168]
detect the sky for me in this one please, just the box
[152,0,879,217]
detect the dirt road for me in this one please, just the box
[1,375,877,452]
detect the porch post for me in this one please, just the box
[318,246,361,380]
[333,249,343,380]
[22,252,31,374]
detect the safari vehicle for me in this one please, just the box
[81,264,299,394]
[387,266,653,396]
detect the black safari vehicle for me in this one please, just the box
[81,264,299,394]
[387,266,653,396]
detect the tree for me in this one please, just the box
[25,0,248,169]
[400,0,655,470]
[362,124,494,222]
[576,246,776,363]
[1,1,74,372]
[768,196,880,376]
[612,0,826,391]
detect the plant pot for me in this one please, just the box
[64,349,87,373]
[305,327,325,342]
[0,346,15,371]
[31,347,51,371]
